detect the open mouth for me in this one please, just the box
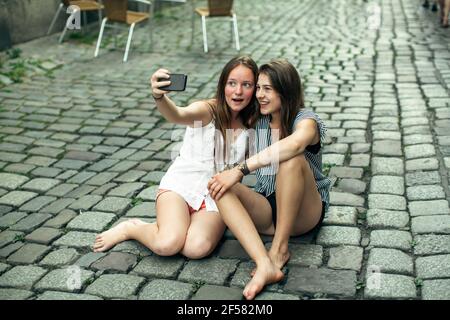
[232,98,244,103]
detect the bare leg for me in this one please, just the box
[268,154,323,270]
[93,191,190,255]
[215,188,284,300]
[93,218,147,252]
[443,0,450,26]
[180,209,226,259]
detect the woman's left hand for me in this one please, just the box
[207,168,243,201]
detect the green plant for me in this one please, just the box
[355,280,365,290]
[13,233,25,243]
[83,276,95,287]
[363,166,371,176]
[322,163,336,176]
[192,280,205,293]
[415,278,423,287]
[410,240,417,248]
[131,197,143,207]
[358,211,367,220]
[6,48,22,60]
[68,32,97,45]
[313,292,327,299]
[6,59,26,83]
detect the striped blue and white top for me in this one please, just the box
[253,109,331,211]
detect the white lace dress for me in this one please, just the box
[158,120,248,212]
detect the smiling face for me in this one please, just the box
[256,73,282,116]
[224,65,256,115]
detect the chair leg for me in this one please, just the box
[230,19,233,44]
[148,19,153,50]
[94,18,108,58]
[124,23,136,62]
[201,16,208,53]
[59,8,79,43]
[98,8,102,27]
[232,14,240,51]
[191,9,196,46]
[82,11,87,34]
[48,3,64,35]
[149,4,154,50]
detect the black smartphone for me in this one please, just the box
[159,73,187,91]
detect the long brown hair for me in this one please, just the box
[211,55,259,136]
[209,55,258,167]
[259,59,305,139]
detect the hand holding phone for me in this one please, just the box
[159,74,187,91]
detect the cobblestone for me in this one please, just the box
[85,274,145,299]
[1,0,449,301]
[367,248,414,275]
[408,200,450,216]
[285,267,356,297]
[34,268,94,293]
[422,280,450,300]
[413,235,450,256]
[178,258,239,286]
[363,273,416,299]
[369,230,412,251]
[416,255,450,279]
[411,216,450,234]
[139,279,193,300]
[0,265,47,289]
[367,209,409,228]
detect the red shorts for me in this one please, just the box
[156,189,206,215]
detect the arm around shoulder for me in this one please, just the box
[290,118,320,153]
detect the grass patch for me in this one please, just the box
[192,280,205,294]
[68,32,98,45]
[131,197,144,207]
[4,59,27,83]
[6,48,22,60]
[357,210,367,220]
[414,278,423,288]
[13,233,25,243]
[355,280,365,290]
[322,163,336,176]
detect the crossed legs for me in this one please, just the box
[214,154,323,299]
[93,191,226,259]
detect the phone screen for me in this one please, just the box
[159,74,187,91]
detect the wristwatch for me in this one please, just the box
[236,161,250,176]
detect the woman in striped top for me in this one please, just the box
[208,59,331,300]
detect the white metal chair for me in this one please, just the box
[193,0,240,53]
[47,0,104,43]
[94,0,152,62]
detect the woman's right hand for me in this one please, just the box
[150,68,171,98]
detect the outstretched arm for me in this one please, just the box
[151,68,212,127]
[208,118,319,200]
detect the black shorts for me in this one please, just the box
[259,192,326,235]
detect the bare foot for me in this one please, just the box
[250,250,290,276]
[93,219,145,252]
[243,260,284,300]
[268,249,291,270]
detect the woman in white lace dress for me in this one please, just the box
[93,56,258,259]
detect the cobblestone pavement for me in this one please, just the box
[0,0,450,300]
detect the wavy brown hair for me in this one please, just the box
[259,59,305,139]
[211,55,259,135]
[208,55,259,166]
